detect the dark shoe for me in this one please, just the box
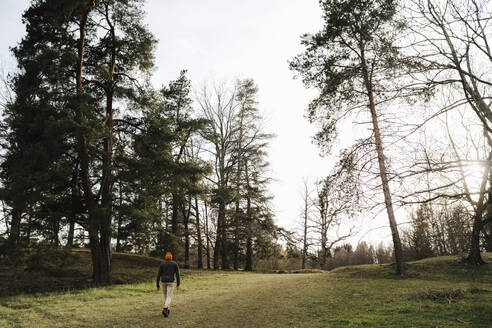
[162,308,168,317]
[167,308,171,316]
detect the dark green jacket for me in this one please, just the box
[156,260,180,287]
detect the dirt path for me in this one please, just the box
[110,272,323,328]
[0,272,326,328]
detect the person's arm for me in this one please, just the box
[156,265,162,290]
[175,263,180,288]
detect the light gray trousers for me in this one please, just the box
[161,282,174,308]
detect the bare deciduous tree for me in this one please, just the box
[299,178,314,270]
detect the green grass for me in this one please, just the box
[1,253,492,327]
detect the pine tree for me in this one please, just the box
[1,0,85,253]
[160,71,208,267]
[290,0,412,274]
[3,0,157,283]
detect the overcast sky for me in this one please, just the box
[0,0,391,243]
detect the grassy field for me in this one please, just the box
[1,252,492,327]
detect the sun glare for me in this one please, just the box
[463,163,487,193]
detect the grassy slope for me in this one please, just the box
[0,249,166,296]
[1,253,492,328]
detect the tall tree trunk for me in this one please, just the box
[67,170,77,248]
[99,92,113,282]
[361,52,404,275]
[164,200,169,231]
[171,192,179,235]
[233,204,240,271]
[88,215,103,282]
[115,216,122,252]
[302,182,309,270]
[320,214,327,270]
[219,201,229,269]
[204,201,211,269]
[116,183,123,252]
[52,215,60,247]
[245,162,253,271]
[25,215,32,247]
[213,220,220,270]
[195,196,203,269]
[75,8,91,208]
[184,226,190,269]
[466,162,491,265]
[233,109,245,271]
[484,221,492,252]
[469,215,486,265]
[66,218,75,248]
[182,196,191,269]
[2,201,9,237]
[302,216,308,269]
[97,1,118,284]
[483,179,492,252]
[245,230,253,271]
[7,207,21,249]
[76,5,110,284]
[320,245,327,270]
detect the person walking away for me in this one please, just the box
[156,251,180,317]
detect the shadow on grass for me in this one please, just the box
[0,249,161,297]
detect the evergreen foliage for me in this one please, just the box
[1,1,279,279]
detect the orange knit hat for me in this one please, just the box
[165,252,172,260]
